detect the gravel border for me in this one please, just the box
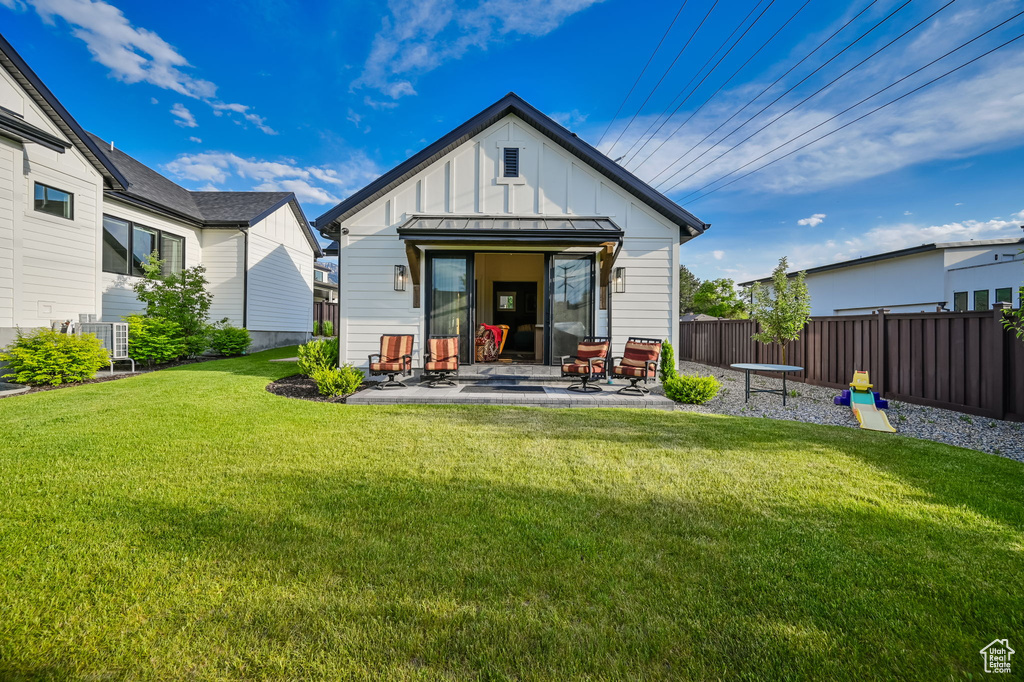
[669,361,1024,462]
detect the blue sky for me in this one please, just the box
[3,0,1023,282]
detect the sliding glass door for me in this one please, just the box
[427,253,474,363]
[548,254,594,361]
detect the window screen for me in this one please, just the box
[503,147,519,178]
[995,287,1013,305]
[973,289,989,311]
[160,232,184,276]
[132,225,158,276]
[953,291,967,312]
[102,216,130,274]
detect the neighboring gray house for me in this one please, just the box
[0,33,321,351]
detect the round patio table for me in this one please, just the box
[730,363,803,406]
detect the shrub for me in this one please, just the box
[322,320,334,337]
[663,374,721,404]
[125,315,186,366]
[0,328,109,386]
[297,337,339,376]
[310,363,364,397]
[659,341,678,382]
[209,321,251,356]
[313,320,321,336]
[131,254,213,357]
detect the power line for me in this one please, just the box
[629,0,812,173]
[605,0,720,157]
[597,1,688,147]
[657,0,955,191]
[653,0,916,190]
[677,30,1024,202]
[645,0,879,185]
[621,0,781,169]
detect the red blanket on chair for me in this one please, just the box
[479,324,504,349]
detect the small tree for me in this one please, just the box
[132,253,213,357]
[679,265,701,314]
[692,278,747,319]
[748,257,812,364]
[1002,284,1024,340]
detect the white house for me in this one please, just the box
[741,237,1024,316]
[0,34,320,351]
[313,93,708,368]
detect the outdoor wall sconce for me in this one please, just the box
[394,264,407,291]
[613,267,626,293]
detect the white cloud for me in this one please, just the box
[210,102,276,135]
[170,103,197,128]
[712,250,725,260]
[5,0,276,134]
[163,151,381,206]
[352,0,603,100]
[797,213,826,227]
[955,202,963,206]
[598,0,1024,198]
[188,136,201,143]
[551,109,588,129]
[903,210,912,216]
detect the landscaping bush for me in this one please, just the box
[659,340,678,382]
[0,328,109,386]
[132,254,213,357]
[297,337,340,376]
[663,374,721,404]
[310,363,364,397]
[209,321,251,356]
[313,320,321,336]
[125,315,186,366]
[322,320,334,336]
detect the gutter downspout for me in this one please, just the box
[240,227,249,328]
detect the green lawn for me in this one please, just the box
[1,347,1022,680]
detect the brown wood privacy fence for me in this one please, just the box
[314,302,339,333]
[678,305,1024,422]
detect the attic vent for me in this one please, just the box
[503,147,519,178]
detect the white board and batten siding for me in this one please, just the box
[338,113,680,366]
[99,198,203,322]
[245,204,314,333]
[203,229,245,326]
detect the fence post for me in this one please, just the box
[991,302,1011,419]
[875,309,888,398]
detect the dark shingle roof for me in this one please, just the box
[191,192,292,224]
[313,92,708,239]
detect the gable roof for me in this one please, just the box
[313,92,708,239]
[740,237,1024,285]
[0,33,127,189]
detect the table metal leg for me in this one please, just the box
[783,372,787,406]
[745,370,750,403]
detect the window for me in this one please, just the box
[996,287,1013,305]
[953,291,967,312]
[102,214,185,276]
[34,182,73,219]
[502,147,519,178]
[974,289,989,311]
[314,270,325,282]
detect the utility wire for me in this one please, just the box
[606,0,719,157]
[617,0,766,166]
[645,0,878,185]
[629,0,812,173]
[622,0,781,168]
[653,0,915,189]
[597,1,688,147]
[657,0,954,191]
[676,30,1024,202]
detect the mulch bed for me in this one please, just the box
[0,356,221,398]
[266,373,368,403]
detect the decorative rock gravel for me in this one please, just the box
[666,361,1024,462]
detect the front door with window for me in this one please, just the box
[426,253,474,363]
[548,254,595,362]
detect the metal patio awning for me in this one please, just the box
[397,216,623,245]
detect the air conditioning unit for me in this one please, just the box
[79,322,135,373]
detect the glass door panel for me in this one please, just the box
[428,254,473,363]
[548,254,594,362]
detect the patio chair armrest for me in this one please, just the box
[368,353,381,364]
[401,354,413,370]
[559,355,574,365]
[610,356,623,365]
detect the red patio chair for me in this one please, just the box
[560,336,610,392]
[369,334,414,389]
[423,335,459,387]
[611,337,662,395]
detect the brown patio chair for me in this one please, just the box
[611,337,662,395]
[423,335,459,387]
[560,336,610,392]
[368,334,414,389]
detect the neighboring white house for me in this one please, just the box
[0,34,320,351]
[312,93,708,368]
[740,237,1024,316]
